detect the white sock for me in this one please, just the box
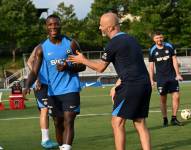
[41,129,49,142]
[59,146,63,150]
[61,144,72,150]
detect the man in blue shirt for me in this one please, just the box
[23,14,85,150]
[148,31,183,127]
[68,12,151,150]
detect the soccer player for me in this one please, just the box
[23,14,86,150]
[68,12,152,150]
[27,47,58,149]
[148,31,183,127]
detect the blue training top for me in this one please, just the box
[38,59,48,85]
[42,36,81,96]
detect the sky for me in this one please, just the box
[31,0,94,19]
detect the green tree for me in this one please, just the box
[128,0,191,48]
[0,0,40,62]
[82,0,129,51]
[54,2,80,38]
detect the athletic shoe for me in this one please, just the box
[41,140,58,149]
[171,118,183,126]
[0,146,3,150]
[163,118,168,127]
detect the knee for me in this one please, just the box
[64,118,75,128]
[173,93,180,101]
[111,117,125,129]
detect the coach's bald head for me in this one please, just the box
[99,12,120,38]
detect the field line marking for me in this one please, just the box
[0,110,180,121]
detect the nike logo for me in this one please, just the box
[48,52,53,56]
[70,106,76,109]
[85,82,95,87]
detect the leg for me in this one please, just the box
[133,118,151,150]
[53,116,64,145]
[160,95,169,127]
[40,107,49,142]
[160,95,167,118]
[171,92,180,116]
[59,112,76,150]
[170,92,183,126]
[63,111,76,145]
[111,116,126,150]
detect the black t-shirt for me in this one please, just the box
[149,42,176,82]
[101,33,150,84]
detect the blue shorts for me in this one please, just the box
[48,92,80,117]
[33,84,48,109]
[112,83,151,120]
[157,80,179,95]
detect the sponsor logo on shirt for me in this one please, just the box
[165,50,169,54]
[50,59,65,65]
[156,56,170,62]
[155,52,159,56]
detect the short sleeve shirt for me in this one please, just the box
[101,33,150,84]
[149,42,176,82]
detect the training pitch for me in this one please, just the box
[0,83,191,150]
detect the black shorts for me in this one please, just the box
[48,92,80,117]
[33,84,48,109]
[112,83,151,120]
[157,80,179,95]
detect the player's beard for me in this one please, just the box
[101,30,107,37]
[101,32,107,37]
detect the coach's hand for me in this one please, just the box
[68,51,85,64]
[150,79,156,87]
[110,86,116,104]
[176,74,183,81]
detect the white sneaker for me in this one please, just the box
[0,146,3,150]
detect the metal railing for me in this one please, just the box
[4,68,29,88]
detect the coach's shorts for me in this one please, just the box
[157,80,179,95]
[48,92,80,117]
[112,83,151,120]
[33,84,48,109]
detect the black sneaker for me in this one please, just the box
[171,118,183,126]
[163,118,168,127]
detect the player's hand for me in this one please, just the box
[151,80,156,87]
[110,86,116,104]
[67,51,85,64]
[176,74,183,81]
[56,60,68,72]
[34,79,41,91]
[22,88,30,99]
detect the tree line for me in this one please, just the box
[0,0,191,62]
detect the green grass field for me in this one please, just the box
[0,83,191,150]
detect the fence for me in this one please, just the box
[3,48,191,88]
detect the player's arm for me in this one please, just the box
[172,55,183,81]
[27,46,41,90]
[148,62,155,86]
[68,51,109,73]
[27,47,36,70]
[23,45,43,95]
